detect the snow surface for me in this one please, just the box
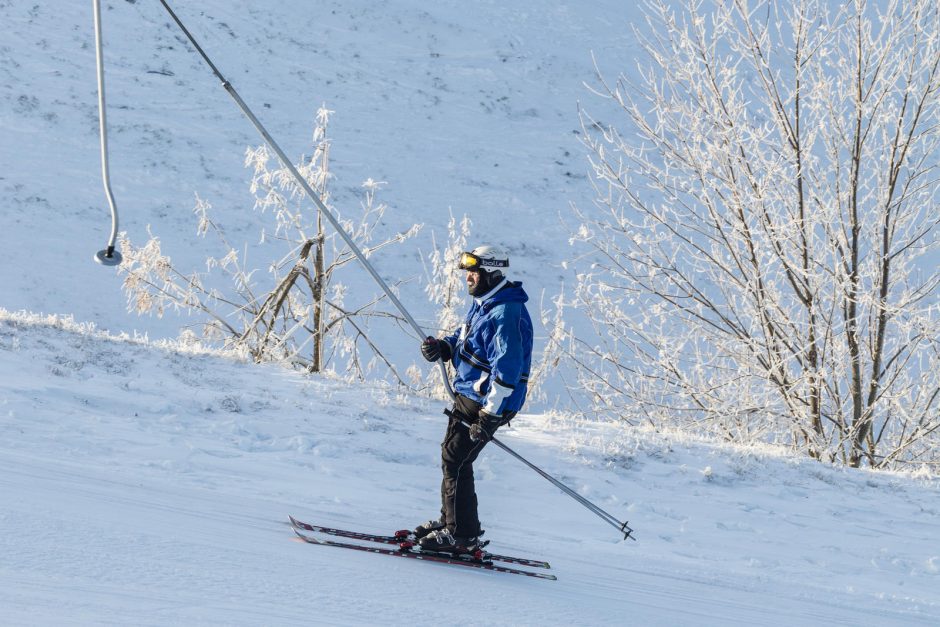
[2,1,940,625]
[2,310,939,625]
[0,0,635,343]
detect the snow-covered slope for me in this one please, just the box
[0,0,635,343]
[3,1,940,624]
[2,309,938,625]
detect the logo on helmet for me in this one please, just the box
[458,245,510,273]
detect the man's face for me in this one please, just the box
[466,270,482,295]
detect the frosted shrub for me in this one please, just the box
[528,289,570,407]
[418,212,471,399]
[119,107,422,384]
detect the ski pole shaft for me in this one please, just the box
[445,409,634,540]
[490,437,634,538]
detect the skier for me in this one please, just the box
[415,245,534,553]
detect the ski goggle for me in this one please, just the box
[457,251,509,271]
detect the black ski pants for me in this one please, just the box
[439,394,511,538]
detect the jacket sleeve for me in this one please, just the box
[442,323,462,364]
[481,302,523,416]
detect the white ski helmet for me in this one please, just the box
[458,245,510,274]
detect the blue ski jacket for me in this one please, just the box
[442,280,533,417]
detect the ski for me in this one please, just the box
[290,524,557,580]
[288,516,551,569]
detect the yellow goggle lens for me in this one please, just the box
[458,252,481,270]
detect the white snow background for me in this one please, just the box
[1,1,939,625]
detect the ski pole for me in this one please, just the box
[156,0,633,541]
[445,409,634,540]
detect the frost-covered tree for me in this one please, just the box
[568,0,940,468]
[413,212,472,399]
[120,107,421,384]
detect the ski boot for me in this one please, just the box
[395,517,445,542]
[417,528,483,556]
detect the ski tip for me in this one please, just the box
[289,515,312,532]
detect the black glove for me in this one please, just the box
[469,411,501,443]
[420,336,452,362]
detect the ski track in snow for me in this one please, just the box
[2,311,939,625]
